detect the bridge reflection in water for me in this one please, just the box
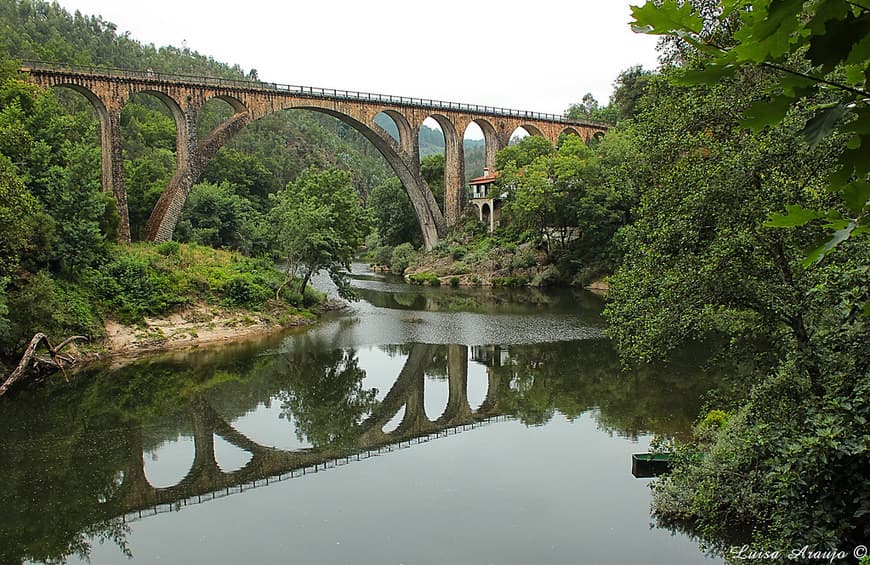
[121,344,499,521]
[0,336,722,565]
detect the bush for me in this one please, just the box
[492,276,529,287]
[652,363,870,555]
[390,243,419,274]
[156,240,181,257]
[369,244,394,267]
[222,275,271,308]
[449,277,461,287]
[531,266,561,287]
[408,272,441,286]
[449,245,467,260]
[91,253,182,324]
[511,248,537,269]
[449,261,470,275]
[2,272,103,357]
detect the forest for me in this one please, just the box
[0,0,867,560]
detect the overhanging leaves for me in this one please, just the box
[765,205,825,228]
[801,104,847,148]
[630,1,704,35]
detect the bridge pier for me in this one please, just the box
[99,99,132,243]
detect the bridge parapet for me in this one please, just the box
[21,60,606,128]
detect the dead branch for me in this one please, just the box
[0,333,88,398]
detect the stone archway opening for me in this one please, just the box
[121,91,180,240]
[481,201,492,225]
[508,125,537,146]
[463,121,486,182]
[41,83,131,240]
[196,96,240,138]
[419,116,446,212]
[374,111,402,145]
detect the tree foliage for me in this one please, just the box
[615,0,870,555]
[266,167,372,298]
[368,177,423,248]
[631,0,869,265]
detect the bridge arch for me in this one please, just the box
[204,93,248,114]
[468,118,500,171]
[38,81,132,241]
[373,109,414,154]
[517,124,544,138]
[560,126,582,140]
[280,104,445,248]
[421,114,464,226]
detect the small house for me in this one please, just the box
[468,168,502,233]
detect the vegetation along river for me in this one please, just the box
[1,263,726,564]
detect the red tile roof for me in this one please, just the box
[469,171,499,185]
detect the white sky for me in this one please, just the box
[54,0,660,116]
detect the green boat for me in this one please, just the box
[631,452,673,478]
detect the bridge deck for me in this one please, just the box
[21,60,604,128]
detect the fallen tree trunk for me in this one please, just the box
[0,333,88,398]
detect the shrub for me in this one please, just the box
[449,277,461,288]
[91,253,181,324]
[390,243,419,274]
[531,266,561,287]
[449,245,467,260]
[222,275,270,308]
[511,248,537,269]
[492,276,529,287]
[369,244,394,267]
[449,261,470,275]
[156,241,181,257]
[408,272,441,286]
[2,272,102,357]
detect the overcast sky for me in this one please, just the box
[54,0,660,116]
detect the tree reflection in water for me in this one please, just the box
[0,336,726,564]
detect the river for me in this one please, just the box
[0,263,724,564]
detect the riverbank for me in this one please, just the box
[0,242,346,386]
[102,300,339,359]
[368,221,611,291]
[395,241,609,292]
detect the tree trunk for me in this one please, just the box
[298,268,314,296]
[0,333,88,398]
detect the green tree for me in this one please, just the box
[368,177,422,247]
[565,93,619,125]
[611,0,870,554]
[495,135,553,170]
[420,153,445,209]
[610,65,654,122]
[498,135,615,253]
[266,167,371,298]
[630,0,869,266]
[201,148,278,211]
[175,181,261,252]
[0,155,38,279]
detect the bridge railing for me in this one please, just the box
[20,60,608,128]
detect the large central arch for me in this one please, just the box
[291,106,446,248]
[142,98,448,249]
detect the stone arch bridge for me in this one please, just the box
[22,62,607,248]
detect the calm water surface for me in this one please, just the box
[1,264,723,564]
